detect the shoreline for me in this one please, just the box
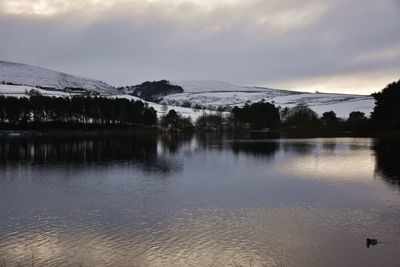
[1,128,399,139]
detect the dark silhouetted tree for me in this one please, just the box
[349,111,366,120]
[195,113,224,131]
[283,105,320,129]
[160,109,193,131]
[230,101,281,130]
[346,111,370,134]
[321,111,339,126]
[371,79,400,131]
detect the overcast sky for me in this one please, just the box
[0,0,399,94]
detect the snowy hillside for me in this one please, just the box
[164,81,375,118]
[0,61,375,119]
[171,80,298,94]
[0,61,116,94]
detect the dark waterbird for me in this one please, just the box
[366,238,378,248]
[366,238,400,248]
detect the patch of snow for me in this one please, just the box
[113,94,210,121]
[269,93,374,118]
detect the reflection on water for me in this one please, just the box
[0,136,160,163]
[229,140,279,158]
[0,135,400,266]
[0,136,183,174]
[374,139,400,189]
[277,139,377,184]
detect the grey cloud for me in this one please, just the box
[0,0,399,93]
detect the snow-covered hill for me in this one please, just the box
[0,61,375,119]
[0,61,116,94]
[164,81,375,118]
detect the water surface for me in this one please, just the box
[0,135,399,266]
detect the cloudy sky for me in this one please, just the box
[0,0,399,94]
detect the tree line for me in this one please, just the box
[188,102,370,135]
[0,79,398,135]
[0,94,157,129]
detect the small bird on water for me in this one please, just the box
[366,238,378,248]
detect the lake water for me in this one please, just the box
[0,135,399,266]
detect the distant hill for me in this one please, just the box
[0,61,375,118]
[0,61,116,94]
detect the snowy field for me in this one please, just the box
[165,81,375,118]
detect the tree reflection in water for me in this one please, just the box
[1,135,399,190]
[374,139,400,189]
[195,132,280,159]
[0,135,185,175]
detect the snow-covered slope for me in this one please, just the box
[164,81,375,118]
[0,61,116,94]
[0,61,375,119]
[171,80,298,94]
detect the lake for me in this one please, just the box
[0,134,399,266]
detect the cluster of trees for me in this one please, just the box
[158,101,371,134]
[230,101,281,130]
[159,110,230,132]
[0,94,157,129]
[196,113,225,131]
[183,102,282,132]
[280,105,370,135]
[189,102,369,134]
[160,110,193,131]
[122,80,184,102]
